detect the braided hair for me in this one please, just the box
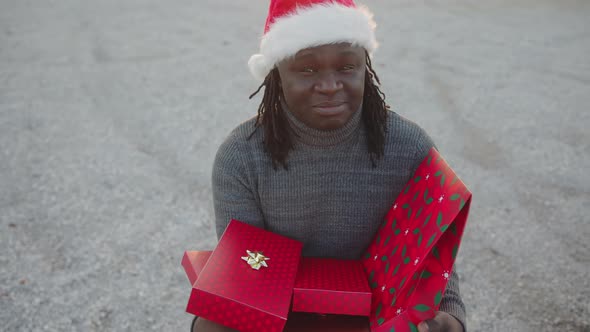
[249,51,389,169]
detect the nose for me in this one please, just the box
[314,72,343,95]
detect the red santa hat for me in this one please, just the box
[248,0,378,81]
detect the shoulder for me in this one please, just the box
[213,116,264,170]
[383,110,436,163]
[215,117,261,156]
[385,111,433,146]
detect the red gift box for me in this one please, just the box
[181,250,212,286]
[182,253,372,317]
[363,148,471,332]
[292,257,372,316]
[185,219,303,332]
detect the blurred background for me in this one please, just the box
[1,0,588,331]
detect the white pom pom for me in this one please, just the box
[248,54,270,82]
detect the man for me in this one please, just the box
[196,1,466,331]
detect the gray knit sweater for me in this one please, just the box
[212,108,466,328]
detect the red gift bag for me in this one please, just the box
[363,148,471,332]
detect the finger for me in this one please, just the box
[418,313,445,332]
[193,318,238,332]
[417,321,430,332]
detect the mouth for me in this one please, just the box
[313,101,345,108]
[312,101,347,115]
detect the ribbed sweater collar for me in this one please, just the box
[282,102,363,147]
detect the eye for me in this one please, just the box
[300,67,316,74]
[340,64,356,71]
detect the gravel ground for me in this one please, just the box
[1,0,589,331]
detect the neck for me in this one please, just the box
[281,101,363,147]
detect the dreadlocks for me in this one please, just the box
[249,51,389,169]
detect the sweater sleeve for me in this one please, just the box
[211,133,265,239]
[440,267,466,331]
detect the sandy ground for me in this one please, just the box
[1,0,589,331]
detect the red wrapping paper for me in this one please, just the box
[185,219,303,332]
[292,257,372,316]
[363,148,471,332]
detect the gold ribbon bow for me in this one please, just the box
[241,250,269,270]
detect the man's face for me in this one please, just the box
[277,43,366,131]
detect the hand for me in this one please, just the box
[284,313,370,331]
[417,311,464,332]
[192,317,237,332]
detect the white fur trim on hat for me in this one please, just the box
[248,3,378,81]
